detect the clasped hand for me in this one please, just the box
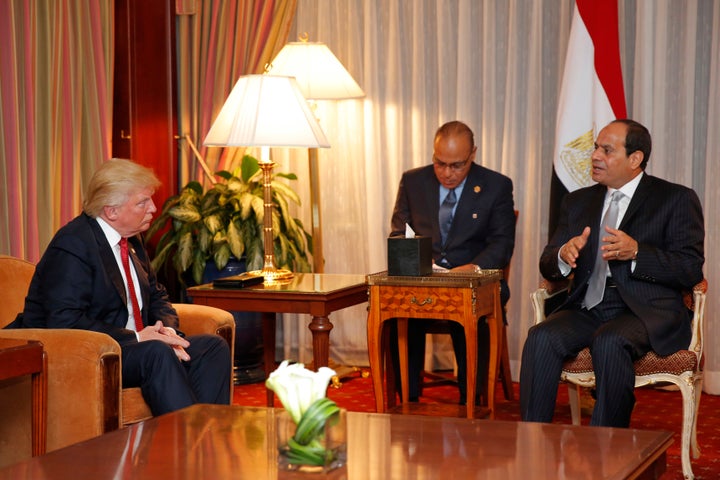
[560,225,638,269]
[138,321,191,361]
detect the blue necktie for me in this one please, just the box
[439,188,457,245]
[584,191,623,309]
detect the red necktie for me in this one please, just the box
[120,238,144,332]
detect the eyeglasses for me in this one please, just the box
[432,149,474,172]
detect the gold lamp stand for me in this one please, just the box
[247,160,294,284]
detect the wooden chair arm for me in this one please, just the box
[531,278,571,325]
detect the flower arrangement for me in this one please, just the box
[266,360,345,469]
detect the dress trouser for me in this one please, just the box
[121,334,232,415]
[519,284,651,427]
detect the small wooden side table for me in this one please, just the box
[0,338,48,456]
[366,270,503,419]
[188,273,368,406]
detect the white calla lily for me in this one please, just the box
[266,360,337,425]
[312,367,337,401]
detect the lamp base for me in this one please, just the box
[245,268,294,285]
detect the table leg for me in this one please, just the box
[366,294,386,413]
[397,318,410,405]
[464,319,478,419]
[262,312,276,407]
[309,314,333,369]
[31,351,48,456]
[485,284,502,420]
[383,324,397,409]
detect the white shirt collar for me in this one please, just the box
[612,171,644,200]
[96,217,122,247]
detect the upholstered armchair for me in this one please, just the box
[0,255,235,467]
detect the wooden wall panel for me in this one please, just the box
[112,0,177,207]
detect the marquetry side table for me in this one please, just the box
[366,270,503,419]
[0,338,47,456]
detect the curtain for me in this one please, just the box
[175,0,297,188]
[280,0,720,393]
[0,0,114,262]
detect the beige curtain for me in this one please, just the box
[279,0,720,395]
[0,0,114,262]
[175,0,298,187]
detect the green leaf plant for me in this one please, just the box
[146,154,312,286]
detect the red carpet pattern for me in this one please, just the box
[233,373,720,479]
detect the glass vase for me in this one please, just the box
[276,407,347,473]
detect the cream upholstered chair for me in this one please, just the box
[530,278,707,480]
[0,255,235,467]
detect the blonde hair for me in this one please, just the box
[83,159,161,218]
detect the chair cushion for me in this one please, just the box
[121,388,153,426]
[634,350,698,376]
[563,348,698,376]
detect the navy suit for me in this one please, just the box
[17,213,231,415]
[520,173,704,426]
[390,163,515,401]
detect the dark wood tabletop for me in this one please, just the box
[0,404,673,479]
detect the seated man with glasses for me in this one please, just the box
[389,120,516,405]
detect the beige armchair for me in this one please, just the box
[0,255,235,467]
[530,278,707,480]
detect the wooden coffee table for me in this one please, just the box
[0,338,47,456]
[0,404,673,479]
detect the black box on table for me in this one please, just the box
[387,236,432,276]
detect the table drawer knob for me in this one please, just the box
[410,296,433,306]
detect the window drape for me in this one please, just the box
[279,0,720,393]
[175,0,298,187]
[0,0,114,262]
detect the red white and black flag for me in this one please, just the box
[549,0,627,235]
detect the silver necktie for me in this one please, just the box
[584,191,623,309]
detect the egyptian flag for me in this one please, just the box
[549,0,627,237]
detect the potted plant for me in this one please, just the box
[146,154,312,384]
[146,154,312,286]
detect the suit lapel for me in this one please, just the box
[87,216,128,305]
[422,168,442,243]
[619,174,652,229]
[128,236,150,320]
[445,165,484,245]
[586,185,608,260]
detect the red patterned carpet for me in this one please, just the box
[234,372,720,479]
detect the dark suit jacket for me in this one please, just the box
[391,163,516,271]
[19,213,178,347]
[539,173,704,356]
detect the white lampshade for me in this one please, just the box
[203,74,330,148]
[268,42,365,100]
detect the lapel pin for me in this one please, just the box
[474,185,481,193]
